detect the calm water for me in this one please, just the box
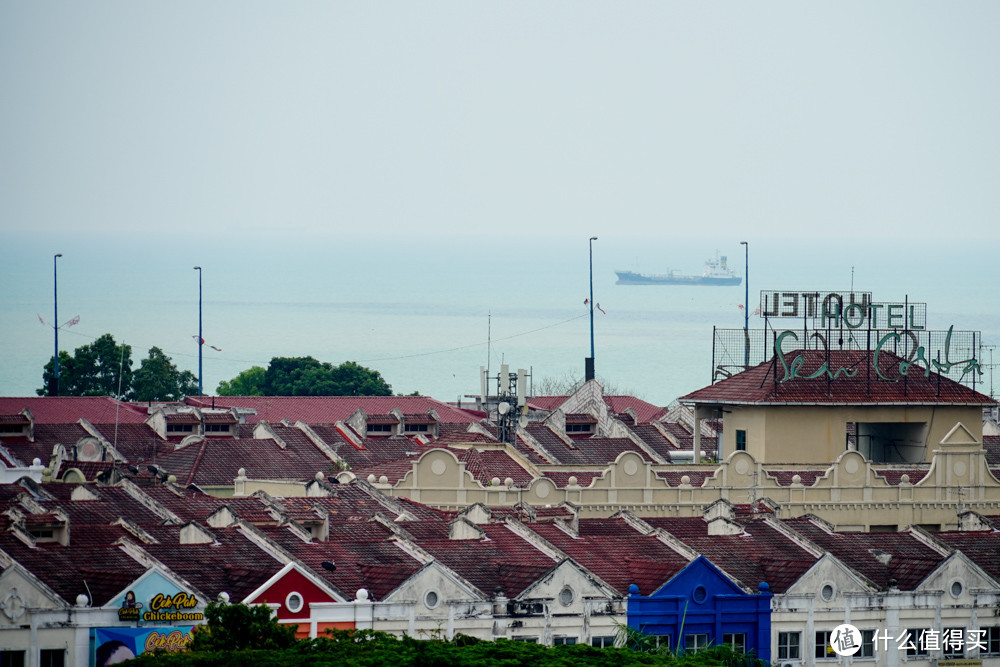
[2,231,998,405]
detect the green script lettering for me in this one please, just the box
[775,331,860,382]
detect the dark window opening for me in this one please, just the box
[855,422,928,463]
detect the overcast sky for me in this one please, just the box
[2,2,999,243]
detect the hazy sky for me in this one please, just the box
[2,2,998,244]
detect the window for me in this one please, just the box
[592,636,616,648]
[859,630,875,659]
[943,628,965,658]
[515,602,543,615]
[735,430,747,451]
[404,424,429,433]
[820,583,835,601]
[39,650,64,667]
[905,629,929,657]
[553,637,577,646]
[815,631,835,659]
[0,424,26,435]
[778,632,801,660]
[685,634,710,653]
[205,424,231,433]
[692,585,707,603]
[558,586,574,606]
[166,423,194,433]
[723,633,746,654]
[366,424,393,434]
[0,651,25,667]
[424,590,440,609]
[566,424,594,434]
[511,636,537,643]
[986,627,1000,656]
[950,580,964,598]
[284,591,304,614]
[869,525,897,533]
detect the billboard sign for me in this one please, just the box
[94,626,193,666]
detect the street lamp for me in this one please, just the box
[740,241,749,366]
[587,236,598,381]
[194,266,202,395]
[53,254,63,396]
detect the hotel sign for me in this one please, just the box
[759,290,926,330]
[750,290,983,385]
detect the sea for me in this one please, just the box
[2,231,998,406]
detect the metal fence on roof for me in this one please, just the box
[712,324,985,392]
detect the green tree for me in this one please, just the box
[189,602,297,652]
[133,347,199,401]
[38,334,134,399]
[217,366,266,396]
[218,357,393,396]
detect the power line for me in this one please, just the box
[42,312,589,368]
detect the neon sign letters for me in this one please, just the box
[775,326,982,383]
[759,290,927,330]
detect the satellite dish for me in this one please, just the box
[497,402,510,415]
[518,416,528,428]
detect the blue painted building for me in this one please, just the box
[627,556,772,661]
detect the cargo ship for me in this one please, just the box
[615,254,741,286]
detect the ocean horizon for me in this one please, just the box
[2,231,997,406]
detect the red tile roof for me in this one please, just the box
[407,522,557,598]
[0,397,149,424]
[457,448,535,486]
[644,517,818,593]
[542,471,605,487]
[933,531,1000,582]
[984,435,1000,466]
[256,522,422,601]
[680,351,996,406]
[655,470,715,487]
[526,395,668,424]
[781,518,944,590]
[527,517,690,595]
[183,396,481,425]
[603,396,669,423]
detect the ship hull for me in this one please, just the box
[615,271,741,286]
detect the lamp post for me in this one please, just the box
[740,241,749,366]
[53,253,63,396]
[587,236,598,381]
[194,266,202,395]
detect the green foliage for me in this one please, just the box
[38,335,200,401]
[129,625,767,667]
[219,357,393,396]
[133,347,200,401]
[189,602,297,652]
[216,366,266,396]
[615,622,768,667]
[38,334,134,399]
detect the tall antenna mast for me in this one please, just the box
[487,312,491,400]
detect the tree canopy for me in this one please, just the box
[38,334,199,401]
[133,347,199,402]
[189,602,297,653]
[218,357,392,397]
[132,620,767,667]
[216,366,266,396]
[38,333,134,399]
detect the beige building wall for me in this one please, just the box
[724,405,982,464]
